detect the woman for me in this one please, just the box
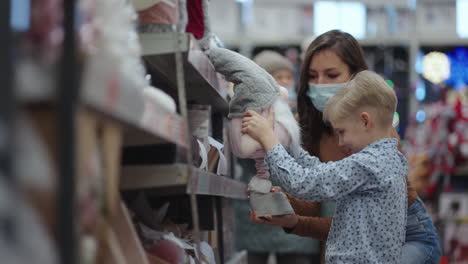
[250,30,441,264]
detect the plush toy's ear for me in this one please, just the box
[206,48,280,119]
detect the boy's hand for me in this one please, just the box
[241,110,279,151]
[270,186,283,193]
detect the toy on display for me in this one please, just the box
[133,0,188,33]
[405,93,468,194]
[206,47,300,217]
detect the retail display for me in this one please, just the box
[81,0,147,95]
[405,95,468,195]
[135,0,188,33]
[143,86,177,114]
[206,47,300,216]
[121,1,246,263]
[439,193,468,263]
[9,0,468,263]
[188,105,227,175]
[6,0,248,263]
[0,177,58,264]
[1,115,59,264]
[404,79,468,261]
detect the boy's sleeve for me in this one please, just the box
[265,144,374,201]
[292,147,321,167]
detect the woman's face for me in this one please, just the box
[308,49,351,84]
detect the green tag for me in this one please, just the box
[386,79,395,88]
[392,112,400,127]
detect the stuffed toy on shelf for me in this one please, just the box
[206,47,301,217]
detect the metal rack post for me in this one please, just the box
[173,29,202,264]
[215,197,225,263]
[58,1,78,263]
[0,0,16,243]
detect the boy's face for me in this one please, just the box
[332,113,371,154]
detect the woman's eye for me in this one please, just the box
[328,74,339,79]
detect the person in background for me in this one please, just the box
[234,50,320,264]
[249,30,441,264]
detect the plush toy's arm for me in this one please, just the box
[229,104,294,159]
[229,117,262,158]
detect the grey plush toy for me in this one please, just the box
[206,47,301,217]
[206,48,280,119]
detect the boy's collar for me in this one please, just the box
[366,138,398,149]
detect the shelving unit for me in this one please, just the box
[7,1,248,263]
[140,32,230,115]
[121,164,247,199]
[18,66,188,148]
[57,1,79,264]
[225,250,248,264]
[127,30,247,263]
[0,0,16,243]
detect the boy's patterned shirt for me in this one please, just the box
[265,138,408,263]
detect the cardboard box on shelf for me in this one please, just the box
[24,107,126,256]
[110,200,150,264]
[147,254,171,264]
[100,119,123,217]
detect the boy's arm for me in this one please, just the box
[265,144,373,201]
[292,147,323,168]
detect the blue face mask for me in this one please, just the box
[306,82,347,112]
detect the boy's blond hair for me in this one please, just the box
[323,70,397,128]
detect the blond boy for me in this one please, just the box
[242,70,408,263]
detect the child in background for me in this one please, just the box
[254,50,297,112]
[242,70,408,263]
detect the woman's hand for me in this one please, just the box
[241,110,279,151]
[249,186,298,228]
[249,210,299,229]
[270,186,290,202]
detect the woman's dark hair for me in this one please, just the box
[297,30,368,156]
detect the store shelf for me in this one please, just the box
[139,32,229,115]
[254,0,411,8]
[18,71,188,148]
[221,35,413,47]
[120,164,247,200]
[226,250,248,264]
[82,83,188,147]
[222,34,468,48]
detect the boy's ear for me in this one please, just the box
[360,112,372,129]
